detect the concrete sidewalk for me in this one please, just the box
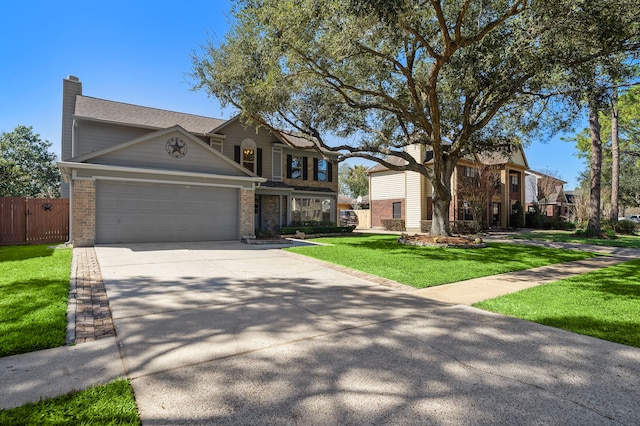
[413,255,631,304]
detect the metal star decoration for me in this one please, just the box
[166,137,187,158]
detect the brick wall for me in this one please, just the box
[240,188,254,237]
[261,195,280,231]
[282,159,338,192]
[72,180,96,247]
[371,198,404,228]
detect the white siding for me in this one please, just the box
[370,171,406,200]
[405,171,425,229]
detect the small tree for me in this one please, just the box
[510,201,524,230]
[338,164,369,199]
[0,126,60,197]
[456,163,501,232]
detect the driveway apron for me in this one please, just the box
[95,242,640,425]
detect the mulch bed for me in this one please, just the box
[397,234,486,248]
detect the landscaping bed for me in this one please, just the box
[398,234,486,248]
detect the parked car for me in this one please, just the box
[340,210,359,227]
[624,215,640,224]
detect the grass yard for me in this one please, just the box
[474,259,640,348]
[0,244,72,357]
[513,230,640,248]
[0,379,139,425]
[285,234,597,288]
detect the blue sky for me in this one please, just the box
[1,0,586,189]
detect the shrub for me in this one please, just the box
[289,220,335,227]
[575,228,617,239]
[280,225,355,235]
[381,219,406,231]
[452,220,483,234]
[615,219,638,235]
[509,201,524,229]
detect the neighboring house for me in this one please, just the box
[368,144,529,232]
[338,194,355,211]
[338,194,370,211]
[525,170,568,220]
[57,76,338,246]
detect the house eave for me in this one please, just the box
[57,161,267,184]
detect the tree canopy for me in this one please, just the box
[339,163,369,198]
[0,125,60,198]
[572,85,640,210]
[193,0,640,235]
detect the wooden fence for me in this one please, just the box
[0,197,69,245]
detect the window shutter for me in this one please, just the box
[313,158,319,181]
[328,161,333,182]
[234,145,240,163]
[302,157,308,180]
[286,154,292,178]
[257,148,263,176]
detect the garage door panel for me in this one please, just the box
[96,181,239,244]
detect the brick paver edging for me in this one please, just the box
[66,247,116,344]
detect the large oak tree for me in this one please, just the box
[193,0,640,235]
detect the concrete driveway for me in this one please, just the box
[95,241,640,425]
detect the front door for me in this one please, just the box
[492,202,501,228]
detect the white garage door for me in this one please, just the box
[96,181,239,244]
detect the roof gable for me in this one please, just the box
[71,126,256,177]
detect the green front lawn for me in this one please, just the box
[0,379,139,425]
[513,230,640,248]
[0,244,72,357]
[474,259,640,348]
[286,234,597,288]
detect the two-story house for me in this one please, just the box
[368,145,529,232]
[525,170,568,220]
[57,76,338,246]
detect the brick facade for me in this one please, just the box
[371,198,404,228]
[72,180,96,247]
[240,188,254,237]
[261,195,280,231]
[282,159,339,193]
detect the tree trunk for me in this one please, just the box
[587,96,602,234]
[429,159,455,236]
[430,193,451,236]
[610,86,620,223]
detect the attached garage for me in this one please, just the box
[95,180,239,244]
[58,127,264,246]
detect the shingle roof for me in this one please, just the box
[368,155,409,173]
[74,96,226,134]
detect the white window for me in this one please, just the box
[272,147,283,181]
[241,139,256,173]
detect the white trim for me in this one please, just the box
[240,138,257,174]
[272,146,283,181]
[91,175,248,189]
[58,161,266,184]
[67,125,259,178]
